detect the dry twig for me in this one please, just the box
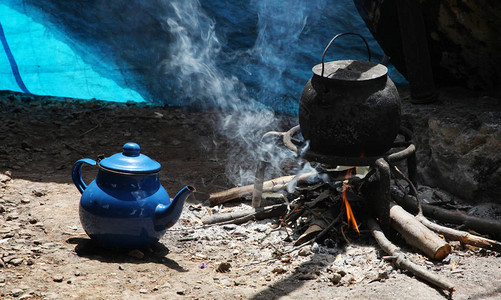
[368,218,455,295]
[416,215,501,253]
[201,204,287,225]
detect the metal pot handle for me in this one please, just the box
[321,32,372,77]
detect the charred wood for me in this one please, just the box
[392,192,501,236]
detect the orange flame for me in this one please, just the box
[342,168,359,234]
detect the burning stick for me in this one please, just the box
[368,218,455,294]
[341,168,359,233]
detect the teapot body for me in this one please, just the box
[79,168,170,250]
[72,143,194,251]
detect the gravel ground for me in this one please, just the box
[0,91,500,299]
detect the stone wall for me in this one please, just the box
[401,87,500,204]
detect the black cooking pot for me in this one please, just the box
[299,33,401,157]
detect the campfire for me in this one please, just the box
[206,125,501,297]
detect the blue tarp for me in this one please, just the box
[0,0,405,109]
[0,2,145,102]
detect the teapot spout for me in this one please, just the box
[154,186,195,230]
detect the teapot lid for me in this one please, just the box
[313,59,387,82]
[99,143,161,173]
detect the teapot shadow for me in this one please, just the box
[66,237,188,272]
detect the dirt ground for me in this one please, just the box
[0,91,500,299]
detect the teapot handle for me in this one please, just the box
[72,158,96,194]
[321,32,372,77]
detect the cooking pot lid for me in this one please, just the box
[313,59,387,82]
[99,142,161,173]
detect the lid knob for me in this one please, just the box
[123,142,140,157]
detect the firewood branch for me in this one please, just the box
[201,204,287,225]
[416,215,501,253]
[390,174,501,252]
[209,172,317,206]
[368,218,455,294]
[392,193,501,235]
[389,202,451,260]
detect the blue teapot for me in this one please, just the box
[72,142,194,250]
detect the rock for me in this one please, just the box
[6,214,19,221]
[216,262,231,273]
[9,258,24,266]
[402,90,501,203]
[253,224,269,233]
[53,274,64,282]
[176,289,187,295]
[271,266,287,274]
[327,248,339,255]
[139,289,148,294]
[280,256,292,263]
[0,174,11,183]
[3,256,17,263]
[339,273,355,285]
[330,273,342,284]
[377,270,389,281]
[195,253,208,260]
[31,190,46,197]
[222,224,236,231]
[298,247,312,257]
[10,289,24,297]
[160,283,173,290]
